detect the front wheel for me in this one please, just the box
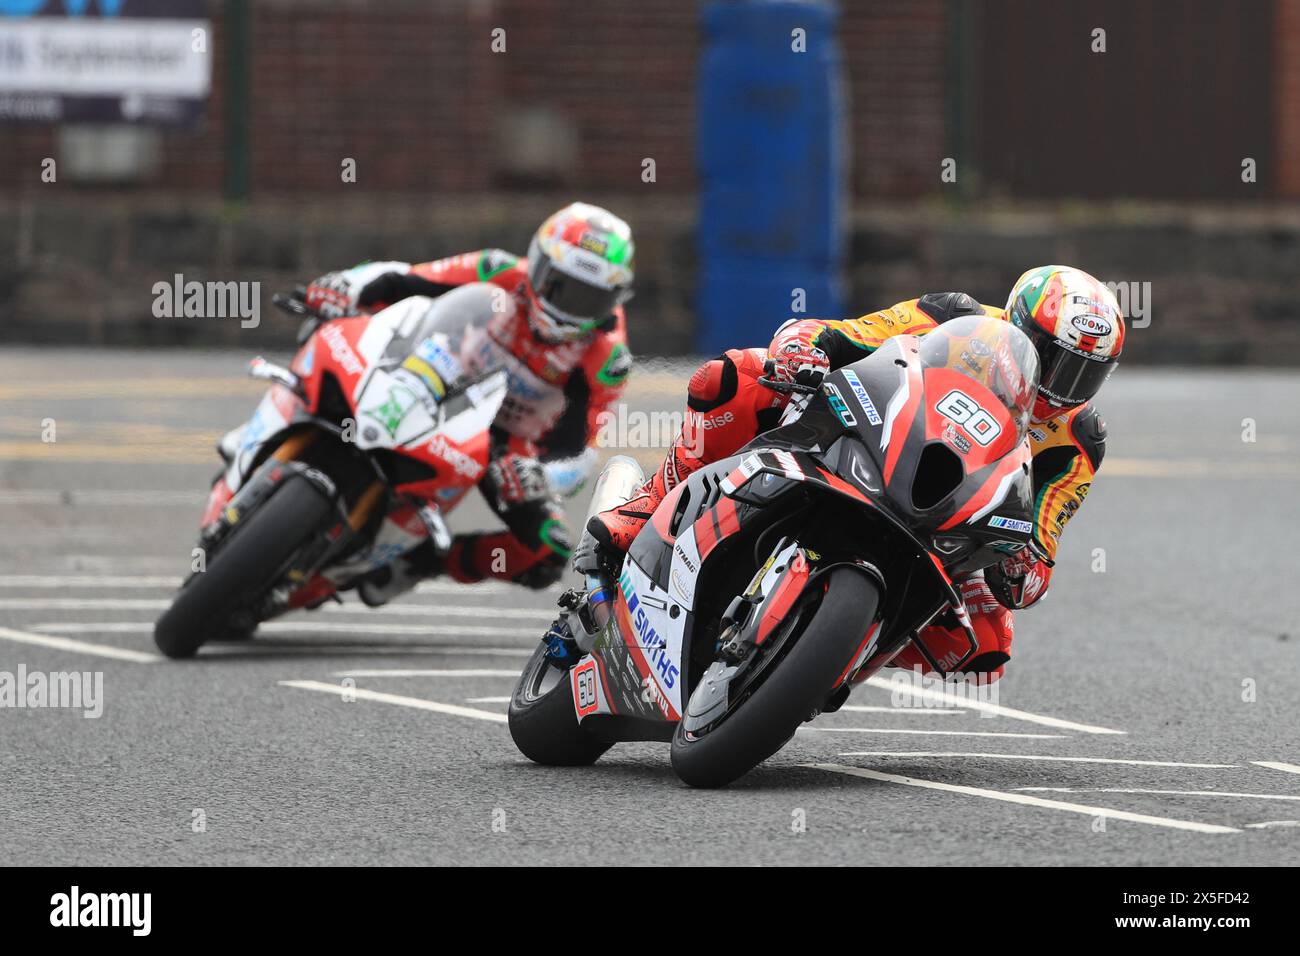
[670,567,880,788]
[153,476,334,659]
[508,643,612,766]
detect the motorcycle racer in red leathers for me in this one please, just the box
[280,202,635,597]
[581,265,1124,681]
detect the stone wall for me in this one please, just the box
[3,192,1298,364]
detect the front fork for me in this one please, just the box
[546,572,613,665]
[197,435,389,616]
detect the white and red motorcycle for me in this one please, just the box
[154,284,541,658]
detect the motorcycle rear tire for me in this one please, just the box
[508,643,612,766]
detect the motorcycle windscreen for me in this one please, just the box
[373,283,503,377]
[914,316,1040,463]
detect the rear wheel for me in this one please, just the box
[508,643,612,766]
[670,567,880,788]
[153,476,334,659]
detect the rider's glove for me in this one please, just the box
[985,545,1052,610]
[486,452,550,509]
[303,271,359,319]
[761,319,830,394]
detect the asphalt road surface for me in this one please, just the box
[2,347,1299,866]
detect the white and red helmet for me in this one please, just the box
[524,202,635,342]
[1004,265,1125,417]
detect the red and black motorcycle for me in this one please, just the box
[510,315,1041,787]
[153,285,510,658]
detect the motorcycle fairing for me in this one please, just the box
[567,557,687,739]
[826,336,1036,538]
[611,558,686,719]
[202,289,510,600]
[215,300,508,508]
[709,444,987,673]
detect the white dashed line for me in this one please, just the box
[0,575,181,588]
[0,598,555,622]
[33,621,538,640]
[0,599,171,610]
[0,574,526,597]
[861,675,1126,735]
[1017,788,1300,802]
[279,680,507,722]
[0,490,203,506]
[807,763,1240,834]
[0,625,161,663]
[1244,820,1300,829]
[835,751,1237,769]
[801,727,1066,739]
[318,604,555,622]
[838,705,964,715]
[1251,761,1300,776]
[333,669,519,678]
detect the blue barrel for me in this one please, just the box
[696,0,848,353]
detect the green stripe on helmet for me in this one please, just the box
[603,234,631,265]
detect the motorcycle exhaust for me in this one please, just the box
[582,454,645,524]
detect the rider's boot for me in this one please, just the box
[586,436,704,557]
[356,537,442,607]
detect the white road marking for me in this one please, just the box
[861,675,1126,735]
[203,644,531,658]
[838,704,964,715]
[0,624,161,663]
[279,679,507,722]
[0,597,555,622]
[0,574,180,588]
[807,763,1240,834]
[1017,788,1300,802]
[0,574,529,596]
[33,621,537,640]
[0,598,171,610]
[0,490,203,506]
[801,727,1065,739]
[1251,761,1300,776]
[415,580,522,596]
[1244,820,1300,829]
[318,604,556,622]
[836,751,1237,769]
[333,669,519,678]
[466,696,511,704]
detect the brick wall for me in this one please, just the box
[3,1,1295,197]
[840,0,948,198]
[0,0,946,199]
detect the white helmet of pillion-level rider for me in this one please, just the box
[524,202,635,342]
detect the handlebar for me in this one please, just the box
[272,288,321,319]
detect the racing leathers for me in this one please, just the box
[592,292,1106,679]
[304,250,633,589]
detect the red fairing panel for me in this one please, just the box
[920,367,1021,464]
